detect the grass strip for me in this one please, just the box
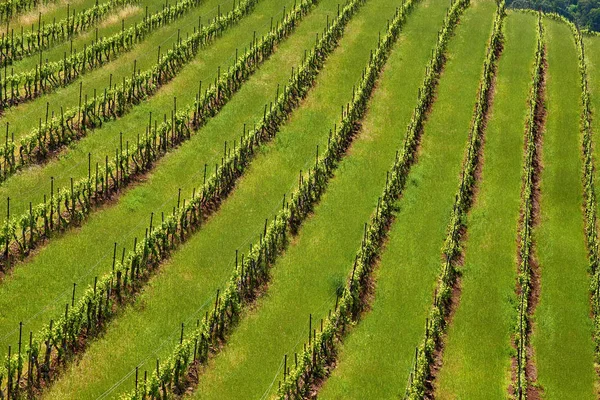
[529,15,596,399]
[434,11,537,399]
[313,2,497,398]
[0,0,360,396]
[0,0,315,274]
[0,0,138,66]
[404,3,504,397]
[0,0,220,111]
[276,0,469,397]
[122,3,402,397]
[0,0,59,23]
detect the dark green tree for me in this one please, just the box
[507,0,600,31]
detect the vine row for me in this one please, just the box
[404,3,505,398]
[0,0,220,110]
[0,0,56,23]
[528,10,600,389]
[0,0,139,66]
[0,0,357,396]
[275,0,471,397]
[118,1,413,398]
[0,0,315,272]
[567,13,600,387]
[0,0,266,186]
[511,13,544,400]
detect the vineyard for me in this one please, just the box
[0,0,598,398]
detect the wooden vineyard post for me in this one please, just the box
[16,322,22,394]
[7,345,11,400]
[4,196,8,266]
[50,177,53,229]
[28,202,33,251]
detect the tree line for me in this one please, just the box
[508,0,600,31]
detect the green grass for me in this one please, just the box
[0,2,593,399]
[0,0,310,361]
[8,0,202,73]
[316,1,497,398]
[9,0,157,73]
[434,11,537,399]
[530,17,596,400]
[35,0,396,398]
[0,0,285,220]
[0,0,225,146]
[584,35,600,231]
[5,0,117,33]
[184,0,450,398]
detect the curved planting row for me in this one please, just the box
[0,0,256,185]
[0,0,138,66]
[120,1,410,398]
[275,0,471,397]
[0,0,360,396]
[404,4,505,398]
[0,0,317,272]
[0,0,56,23]
[0,0,217,110]
[570,16,600,385]
[512,14,544,400]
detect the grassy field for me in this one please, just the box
[3,0,174,33]
[0,0,597,398]
[0,0,291,218]
[434,11,537,399]
[183,0,451,398]
[0,0,310,358]
[584,34,600,227]
[8,0,156,74]
[40,0,398,397]
[6,0,118,33]
[316,0,497,398]
[530,17,596,400]
[0,0,238,222]
[0,0,224,146]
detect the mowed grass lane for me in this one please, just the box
[584,34,600,229]
[10,0,160,73]
[5,0,172,34]
[186,0,448,398]
[0,0,320,360]
[316,1,497,398]
[0,0,225,144]
[0,0,287,220]
[530,17,595,399]
[6,0,118,33]
[40,0,388,398]
[435,11,537,399]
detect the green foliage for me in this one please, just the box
[0,0,327,395]
[0,0,57,22]
[0,0,277,270]
[119,0,373,397]
[0,0,139,66]
[277,0,472,397]
[512,12,544,399]
[569,8,600,382]
[406,3,506,397]
[0,0,213,111]
[508,0,600,31]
